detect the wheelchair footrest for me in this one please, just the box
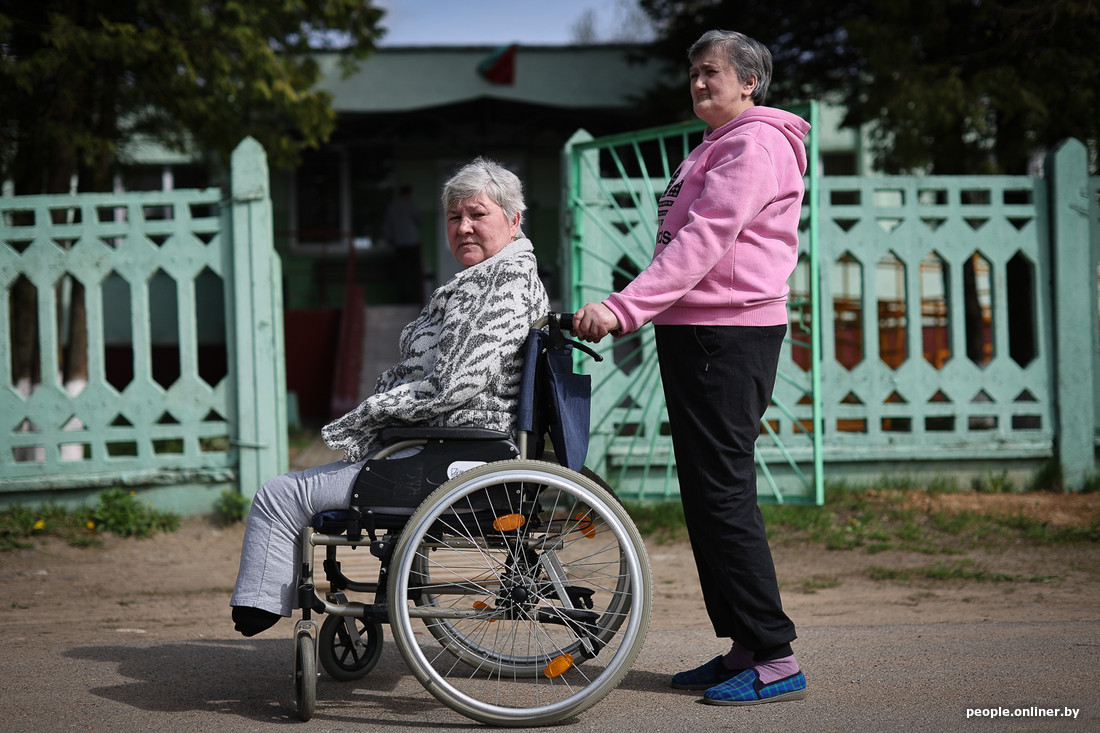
[537,607,599,626]
[537,607,604,659]
[555,586,595,609]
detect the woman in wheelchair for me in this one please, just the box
[231,157,549,637]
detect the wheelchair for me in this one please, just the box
[292,313,653,726]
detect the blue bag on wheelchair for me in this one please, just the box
[518,324,591,472]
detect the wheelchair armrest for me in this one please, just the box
[378,425,511,443]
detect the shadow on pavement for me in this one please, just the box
[63,638,478,728]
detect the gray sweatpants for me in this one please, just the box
[230,459,366,616]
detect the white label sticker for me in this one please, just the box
[447,460,486,479]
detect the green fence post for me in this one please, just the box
[561,129,595,313]
[1048,138,1096,490]
[806,100,825,505]
[230,137,287,499]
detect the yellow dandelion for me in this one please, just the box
[33,519,45,530]
[86,520,96,530]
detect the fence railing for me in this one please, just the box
[0,138,286,513]
[564,121,1098,502]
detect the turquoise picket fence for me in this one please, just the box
[565,118,1098,503]
[0,138,286,514]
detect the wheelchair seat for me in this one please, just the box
[311,426,518,537]
[376,425,512,442]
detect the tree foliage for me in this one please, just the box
[638,0,1099,173]
[0,0,385,193]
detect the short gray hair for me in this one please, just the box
[688,30,772,106]
[441,157,526,232]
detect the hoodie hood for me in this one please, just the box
[601,104,811,334]
[707,106,811,176]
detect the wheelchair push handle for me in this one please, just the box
[546,312,603,362]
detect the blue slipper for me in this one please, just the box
[703,668,808,706]
[670,655,743,690]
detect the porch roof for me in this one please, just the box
[316,44,671,113]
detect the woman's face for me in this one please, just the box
[689,46,756,129]
[446,192,520,268]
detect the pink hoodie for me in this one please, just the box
[604,106,810,334]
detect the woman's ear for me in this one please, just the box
[742,74,758,99]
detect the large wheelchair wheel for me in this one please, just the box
[410,461,633,671]
[387,459,651,727]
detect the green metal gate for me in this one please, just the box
[562,102,824,504]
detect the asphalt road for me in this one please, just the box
[4,620,1096,732]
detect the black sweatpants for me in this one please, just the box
[655,324,797,660]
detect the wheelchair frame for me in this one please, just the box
[291,314,653,726]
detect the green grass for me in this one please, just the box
[622,500,690,544]
[792,574,844,594]
[0,502,101,551]
[623,477,1100,556]
[213,489,250,527]
[1,488,180,551]
[621,481,1096,592]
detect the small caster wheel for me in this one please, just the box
[319,614,384,681]
[294,632,317,721]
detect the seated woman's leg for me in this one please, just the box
[230,459,366,633]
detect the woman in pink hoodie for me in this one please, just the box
[574,30,810,707]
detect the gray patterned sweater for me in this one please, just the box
[321,237,549,462]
